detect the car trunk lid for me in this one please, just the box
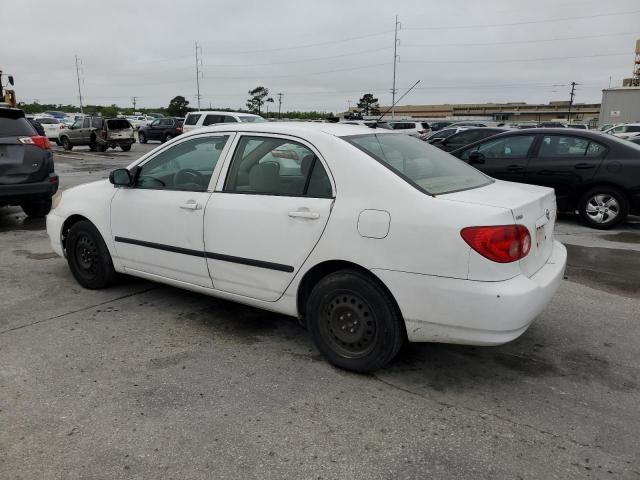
[442,180,557,278]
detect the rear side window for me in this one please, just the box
[106,119,131,129]
[0,117,36,136]
[539,135,590,157]
[203,115,224,126]
[184,114,201,126]
[627,126,640,133]
[223,116,238,123]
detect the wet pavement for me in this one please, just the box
[1,145,639,479]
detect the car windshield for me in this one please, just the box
[345,133,492,195]
[238,116,266,123]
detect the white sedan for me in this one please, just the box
[46,123,566,372]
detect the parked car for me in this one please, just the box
[451,121,488,128]
[429,121,455,131]
[341,120,377,127]
[59,117,136,152]
[43,111,67,120]
[182,111,266,133]
[47,123,566,372]
[451,128,640,229]
[537,122,567,128]
[430,127,508,152]
[1,107,59,217]
[138,117,184,144]
[34,116,64,144]
[602,123,640,140]
[567,124,588,130]
[426,126,469,142]
[376,120,431,139]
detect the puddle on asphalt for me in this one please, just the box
[13,249,58,260]
[600,232,640,244]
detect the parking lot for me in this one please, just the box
[1,143,639,479]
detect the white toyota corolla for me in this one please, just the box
[47,122,566,372]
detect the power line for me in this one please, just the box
[402,52,629,65]
[404,9,640,30]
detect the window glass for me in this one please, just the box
[223,116,238,123]
[347,133,491,195]
[627,126,640,132]
[203,114,224,126]
[71,120,82,129]
[238,115,267,123]
[159,119,172,127]
[107,119,130,129]
[461,135,534,160]
[585,141,606,157]
[224,136,332,197]
[36,118,59,124]
[150,119,161,127]
[447,130,479,144]
[0,117,36,136]
[82,118,91,128]
[539,135,589,157]
[91,118,104,128]
[184,114,201,126]
[135,136,229,191]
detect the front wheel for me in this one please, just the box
[578,187,628,230]
[21,198,52,218]
[138,132,147,144]
[306,270,405,373]
[61,136,73,150]
[66,220,117,289]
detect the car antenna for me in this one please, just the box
[373,79,421,126]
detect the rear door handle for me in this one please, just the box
[574,163,595,169]
[288,209,320,220]
[180,200,202,210]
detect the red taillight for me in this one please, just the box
[176,127,182,133]
[19,136,51,150]
[59,124,65,129]
[49,174,59,185]
[461,225,531,263]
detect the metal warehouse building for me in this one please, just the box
[599,87,640,125]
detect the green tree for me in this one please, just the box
[357,93,380,116]
[246,86,273,115]
[167,96,190,117]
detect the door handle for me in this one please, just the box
[506,165,524,171]
[288,209,320,220]
[574,163,595,169]
[180,200,201,210]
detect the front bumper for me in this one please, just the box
[373,240,567,345]
[0,176,59,205]
[46,210,65,257]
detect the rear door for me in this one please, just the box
[0,111,50,185]
[459,133,536,182]
[522,134,606,209]
[204,133,335,301]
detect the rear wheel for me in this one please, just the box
[138,132,147,144]
[89,135,97,151]
[97,144,108,152]
[66,220,116,289]
[306,270,404,372]
[578,186,628,230]
[163,133,173,143]
[21,198,52,218]
[121,145,132,152]
[61,136,73,150]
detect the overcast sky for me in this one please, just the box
[2,0,639,112]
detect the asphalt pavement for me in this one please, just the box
[1,143,639,479]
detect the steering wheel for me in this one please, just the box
[173,168,204,186]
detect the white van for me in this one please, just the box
[182,111,266,133]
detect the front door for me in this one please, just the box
[146,119,162,141]
[110,133,233,287]
[204,134,335,301]
[522,134,605,209]
[460,133,536,183]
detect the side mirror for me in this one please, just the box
[109,168,132,186]
[468,151,485,164]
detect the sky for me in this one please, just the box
[2,0,639,113]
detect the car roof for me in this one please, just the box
[179,121,374,139]
[186,110,261,117]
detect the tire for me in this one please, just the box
[66,220,117,289]
[61,136,73,151]
[89,135,97,151]
[163,133,173,143]
[306,269,405,373]
[138,132,147,144]
[54,139,60,146]
[97,144,108,152]
[121,145,132,152]
[21,198,52,218]
[577,186,629,230]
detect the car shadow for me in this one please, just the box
[0,207,46,232]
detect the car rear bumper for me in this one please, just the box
[97,138,136,147]
[0,176,59,205]
[372,240,567,345]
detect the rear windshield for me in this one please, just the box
[0,117,37,137]
[238,115,266,123]
[345,133,492,195]
[107,119,131,129]
[185,114,201,125]
[36,118,59,124]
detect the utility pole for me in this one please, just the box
[391,15,400,119]
[75,55,84,114]
[277,92,284,119]
[195,42,202,111]
[131,96,137,112]
[567,81,577,124]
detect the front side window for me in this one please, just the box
[346,133,491,195]
[184,114,201,126]
[224,136,332,197]
[463,135,535,160]
[135,135,229,191]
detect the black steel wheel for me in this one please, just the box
[138,131,147,144]
[66,220,117,289]
[306,269,404,372]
